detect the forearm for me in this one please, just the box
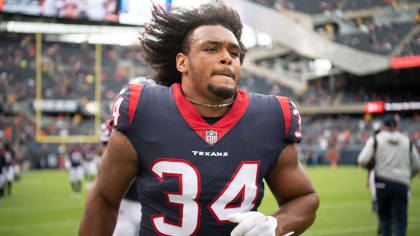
[357,150,372,167]
[272,192,319,236]
[357,138,374,166]
[79,186,120,236]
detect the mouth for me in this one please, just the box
[212,69,235,80]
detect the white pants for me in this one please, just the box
[3,166,14,182]
[70,166,83,182]
[113,199,142,236]
[0,173,4,188]
[369,170,376,201]
[84,161,97,176]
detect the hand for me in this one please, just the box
[228,211,277,236]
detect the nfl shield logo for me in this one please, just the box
[205,130,218,145]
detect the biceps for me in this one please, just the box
[95,131,139,204]
[266,145,315,204]
[268,165,315,204]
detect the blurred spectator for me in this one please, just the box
[1,32,420,171]
[335,22,415,56]
[394,31,420,57]
[358,114,420,236]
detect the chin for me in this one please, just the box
[207,83,236,100]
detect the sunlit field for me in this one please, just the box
[1,166,419,236]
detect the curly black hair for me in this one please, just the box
[140,4,247,86]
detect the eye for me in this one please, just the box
[205,48,217,53]
[230,51,240,58]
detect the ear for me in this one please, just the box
[176,53,188,73]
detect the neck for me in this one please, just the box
[195,103,232,118]
[187,95,234,118]
[181,85,235,118]
[184,95,235,108]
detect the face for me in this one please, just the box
[177,25,241,101]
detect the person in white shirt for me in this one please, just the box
[358,114,420,236]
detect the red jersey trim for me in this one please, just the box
[172,83,249,146]
[128,84,144,125]
[276,96,291,136]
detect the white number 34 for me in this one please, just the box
[150,159,260,236]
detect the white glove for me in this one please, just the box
[228,211,277,236]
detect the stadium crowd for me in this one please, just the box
[395,30,420,57]
[251,0,398,15]
[249,0,420,57]
[334,21,416,56]
[1,32,420,179]
[300,115,420,165]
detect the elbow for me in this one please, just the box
[295,191,320,223]
[309,192,320,219]
[295,192,320,234]
[302,192,320,232]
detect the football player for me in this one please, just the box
[0,145,5,201]
[1,143,16,197]
[83,144,98,185]
[80,3,319,236]
[69,145,84,197]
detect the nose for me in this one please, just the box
[220,49,232,65]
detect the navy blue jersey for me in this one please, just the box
[111,83,302,236]
[70,151,83,167]
[2,148,15,167]
[125,179,139,201]
[0,153,5,173]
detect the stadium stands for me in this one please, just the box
[251,0,395,15]
[395,29,420,56]
[0,33,37,102]
[282,0,341,15]
[1,30,419,169]
[342,0,394,12]
[240,70,295,97]
[334,22,416,55]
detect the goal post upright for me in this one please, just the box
[35,32,102,144]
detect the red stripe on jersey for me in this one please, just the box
[128,84,144,125]
[276,96,291,136]
[172,83,249,146]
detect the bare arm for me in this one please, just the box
[79,130,139,236]
[266,144,319,235]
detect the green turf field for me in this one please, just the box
[0,166,419,236]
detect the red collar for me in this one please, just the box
[172,83,249,146]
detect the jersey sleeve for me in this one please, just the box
[276,96,302,143]
[357,137,375,167]
[110,83,144,132]
[410,144,420,177]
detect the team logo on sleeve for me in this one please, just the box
[206,130,218,145]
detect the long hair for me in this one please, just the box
[140,4,247,86]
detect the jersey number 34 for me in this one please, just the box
[150,159,260,236]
